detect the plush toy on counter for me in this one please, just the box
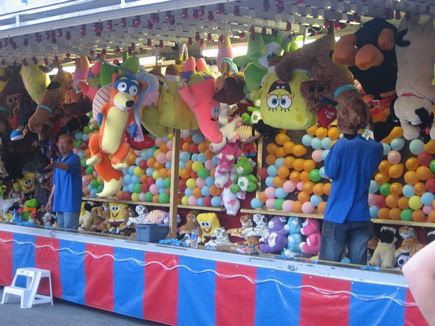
[259,216,289,254]
[196,212,221,244]
[394,15,435,140]
[178,210,200,237]
[142,209,168,224]
[369,226,397,268]
[205,227,232,248]
[126,204,148,226]
[283,217,302,258]
[78,202,94,231]
[299,219,321,257]
[395,226,425,268]
[106,202,129,235]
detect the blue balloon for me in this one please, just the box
[74,132,83,140]
[302,134,313,147]
[201,186,210,197]
[159,188,166,194]
[251,198,264,209]
[265,176,274,187]
[127,184,134,193]
[191,153,199,162]
[319,167,327,179]
[409,139,424,155]
[211,196,222,207]
[369,206,379,218]
[212,155,219,166]
[156,178,163,188]
[141,151,148,159]
[310,195,323,207]
[197,198,204,206]
[267,165,277,177]
[87,184,93,191]
[90,189,98,197]
[131,176,140,184]
[128,166,135,175]
[185,188,193,197]
[165,162,172,169]
[146,168,154,176]
[192,133,205,144]
[206,176,215,186]
[81,134,89,142]
[274,158,284,168]
[77,151,84,158]
[135,158,142,165]
[310,137,322,150]
[422,192,435,206]
[382,143,391,156]
[121,186,128,192]
[275,188,287,199]
[391,138,405,151]
[179,161,186,169]
[124,175,131,184]
[402,184,415,198]
[369,180,380,194]
[321,137,332,150]
[321,149,330,160]
[180,151,190,162]
[198,153,207,163]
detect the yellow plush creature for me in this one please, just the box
[108,203,129,234]
[19,172,36,194]
[196,212,221,243]
[20,64,50,104]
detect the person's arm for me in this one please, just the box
[46,184,55,212]
[402,241,435,325]
[52,155,81,175]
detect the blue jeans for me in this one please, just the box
[319,220,372,265]
[56,212,80,230]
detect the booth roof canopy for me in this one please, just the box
[0,0,433,66]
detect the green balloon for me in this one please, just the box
[90,180,99,188]
[198,168,210,180]
[74,140,81,148]
[83,126,90,134]
[400,209,413,221]
[309,169,321,182]
[97,184,103,192]
[85,166,94,175]
[159,193,170,203]
[430,160,435,173]
[379,183,391,196]
[133,184,141,194]
[163,177,171,188]
[145,192,153,202]
[81,158,87,167]
[274,198,284,210]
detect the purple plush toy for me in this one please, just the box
[259,216,289,254]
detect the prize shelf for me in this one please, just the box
[240,208,324,219]
[371,218,435,228]
[178,205,226,212]
[82,196,170,208]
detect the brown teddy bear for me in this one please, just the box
[275,27,367,129]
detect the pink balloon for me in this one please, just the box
[165,151,172,161]
[205,160,214,169]
[196,178,205,188]
[283,180,296,193]
[265,187,276,199]
[296,181,304,191]
[311,149,323,163]
[368,194,376,206]
[423,205,433,215]
[302,202,315,214]
[387,150,401,164]
[282,200,294,212]
[155,138,163,146]
[149,184,159,194]
[188,196,197,206]
[266,198,275,209]
[156,153,167,164]
[139,193,146,201]
[167,140,173,150]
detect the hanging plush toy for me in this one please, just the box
[178,57,222,143]
[86,74,142,197]
[394,15,435,140]
[20,64,50,104]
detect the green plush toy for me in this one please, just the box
[100,52,140,86]
[230,157,258,194]
[258,68,316,130]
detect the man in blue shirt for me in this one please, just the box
[319,104,383,265]
[46,134,82,230]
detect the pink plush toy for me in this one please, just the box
[178,57,223,143]
[143,210,168,224]
[222,187,241,216]
[299,219,321,256]
[73,55,90,91]
[214,142,242,188]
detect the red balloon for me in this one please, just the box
[425,179,435,193]
[417,151,432,167]
[189,143,198,153]
[141,184,149,193]
[123,192,131,200]
[139,160,147,169]
[190,171,198,179]
[203,197,211,207]
[259,167,268,179]
[373,194,387,208]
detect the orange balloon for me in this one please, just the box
[289,171,301,182]
[293,144,308,157]
[385,194,399,208]
[205,150,214,160]
[318,201,327,214]
[154,162,164,170]
[389,182,403,196]
[378,208,390,220]
[193,187,202,198]
[303,181,314,194]
[185,161,193,170]
[83,149,91,158]
[424,140,435,154]
[258,192,267,203]
[412,210,426,222]
[389,126,404,139]
[323,183,332,195]
[388,164,404,179]
[293,159,305,171]
[152,194,159,203]
[160,143,168,152]
[209,185,220,197]
[283,141,294,155]
[300,171,311,182]
[298,191,310,203]
[266,143,278,155]
[303,159,316,172]
[327,127,340,140]
[182,142,190,151]
[397,197,409,210]
[147,157,156,168]
[198,142,206,153]
[428,210,435,223]
[278,166,290,178]
[313,183,324,196]
[389,208,401,220]
[266,154,276,165]
[273,176,285,187]
[306,125,318,136]
[405,157,419,171]
[416,166,434,181]
[284,156,295,169]
[315,127,328,139]
[275,147,286,158]
[375,172,390,185]
[413,182,426,196]
[140,175,147,183]
[378,160,392,175]
[293,201,303,213]
[159,169,168,178]
[275,133,291,145]
[404,171,419,185]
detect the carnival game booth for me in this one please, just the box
[0,0,434,325]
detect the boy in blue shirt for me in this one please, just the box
[46,134,82,230]
[319,101,383,265]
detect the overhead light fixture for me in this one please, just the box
[139,55,158,66]
[201,43,248,58]
[49,65,76,75]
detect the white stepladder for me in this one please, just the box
[1,267,53,308]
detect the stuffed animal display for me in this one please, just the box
[106,202,129,234]
[196,212,221,243]
[299,218,321,256]
[395,226,425,268]
[283,216,302,258]
[259,216,288,254]
[369,226,397,268]
[205,227,232,247]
